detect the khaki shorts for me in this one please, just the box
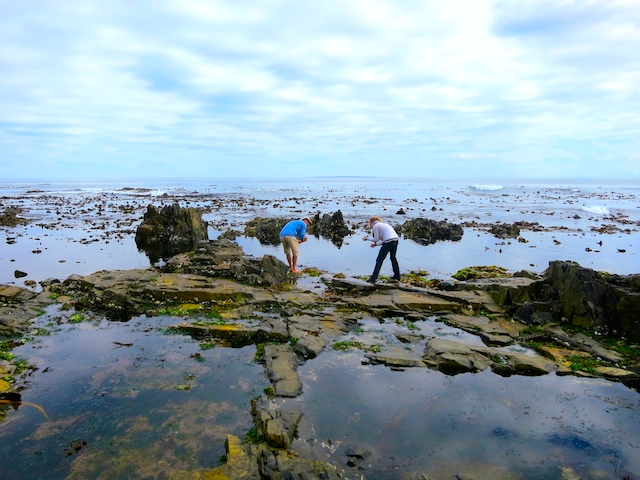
[280,235,299,256]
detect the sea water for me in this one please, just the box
[1,177,640,479]
[1,177,638,287]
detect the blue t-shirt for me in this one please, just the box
[280,220,307,241]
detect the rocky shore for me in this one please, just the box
[2,225,639,478]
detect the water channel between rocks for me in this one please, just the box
[1,303,639,480]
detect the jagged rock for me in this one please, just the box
[135,203,208,262]
[165,239,244,275]
[244,217,289,246]
[311,210,352,247]
[288,315,330,359]
[513,270,542,280]
[232,254,292,286]
[400,218,463,245]
[165,240,291,285]
[536,261,640,341]
[0,207,29,227]
[513,301,554,325]
[255,409,303,449]
[490,223,521,239]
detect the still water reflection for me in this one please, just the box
[1,308,639,479]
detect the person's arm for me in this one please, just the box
[297,223,307,241]
[369,223,382,246]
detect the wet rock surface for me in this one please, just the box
[310,210,353,247]
[0,207,30,227]
[244,216,289,245]
[135,203,208,262]
[399,218,464,245]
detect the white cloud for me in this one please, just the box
[0,0,639,178]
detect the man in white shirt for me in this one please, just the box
[362,216,401,283]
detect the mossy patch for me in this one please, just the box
[452,265,510,281]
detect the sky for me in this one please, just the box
[1,0,639,180]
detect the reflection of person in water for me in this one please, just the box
[279,217,310,273]
[0,392,49,418]
[362,216,400,284]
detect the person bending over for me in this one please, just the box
[362,216,400,283]
[279,217,310,273]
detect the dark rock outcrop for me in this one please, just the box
[455,260,640,342]
[400,218,463,245]
[0,207,29,227]
[536,261,640,340]
[135,203,208,262]
[165,239,292,286]
[310,210,353,247]
[254,409,303,449]
[490,223,521,239]
[244,217,288,245]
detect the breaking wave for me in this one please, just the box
[469,184,504,191]
[581,206,610,215]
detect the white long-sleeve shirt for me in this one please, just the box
[366,221,399,246]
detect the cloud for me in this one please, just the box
[0,0,639,179]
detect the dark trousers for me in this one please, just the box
[370,240,400,281]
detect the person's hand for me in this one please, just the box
[370,243,376,248]
[362,236,368,241]
[300,236,307,243]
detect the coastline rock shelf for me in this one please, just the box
[1,237,639,478]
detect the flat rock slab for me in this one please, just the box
[171,321,288,347]
[0,285,37,303]
[430,289,505,312]
[594,366,639,382]
[141,275,255,303]
[543,325,625,363]
[349,290,464,313]
[391,291,463,312]
[442,313,525,345]
[65,270,258,305]
[263,344,303,397]
[328,277,379,292]
[365,349,428,368]
[424,338,557,376]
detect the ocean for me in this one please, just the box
[1,177,640,479]
[1,177,638,287]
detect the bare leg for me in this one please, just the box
[286,253,294,272]
[291,255,300,273]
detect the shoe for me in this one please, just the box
[366,278,376,284]
[392,276,401,281]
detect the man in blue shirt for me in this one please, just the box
[279,217,310,273]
